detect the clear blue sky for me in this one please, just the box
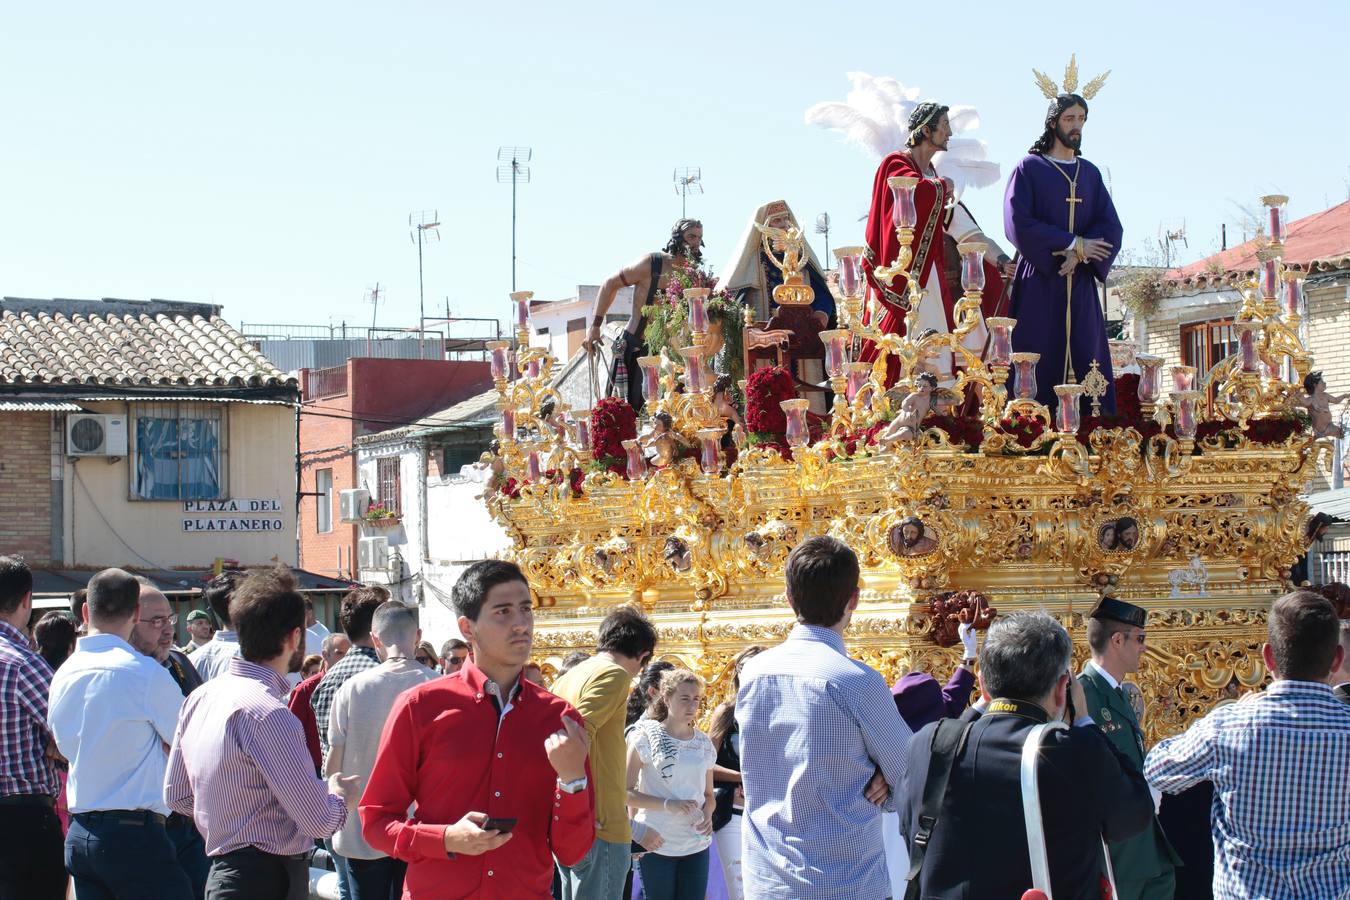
[3,1,1347,334]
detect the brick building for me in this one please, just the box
[1138,199,1350,491]
[297,357,492,579]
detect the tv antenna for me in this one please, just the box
[815,212,832,269]
[1157,221,1187,268]
[409,210,440,329]
[673,166,702,218]
[497,146,532,292]
[364,282,384,330]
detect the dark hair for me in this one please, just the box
[981,611,1073,700]
[303,597,315,611]
[1268,590,1341,681]
[785,536,860,627]
[340,585,389,642]
[906,101,949,149]
[1087,617,1134,654]
[664,218,704,265]
[596,606,658,660]
[1306,512,1335,543]
[232,566,305,663]
[1030,93,1089,155]
[34,611,77,669]
[440,637,469,657]
[626,659,676,727]
[916,372,938,389]
[1305,371,1324,395]
[707,645,766,752]
[203,571,243,627]
[69,588,87,622]
[559,650,590,675]
[0,556,33,616]
[86,568,141,623]
[653,411,673,430]
[452,559,528,622]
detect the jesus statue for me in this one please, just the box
[1004,65,1122,413]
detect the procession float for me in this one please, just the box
[479,189,1325,746]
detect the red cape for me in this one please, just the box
[860,151,1004,387]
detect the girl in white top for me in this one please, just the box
[626,668,716,900]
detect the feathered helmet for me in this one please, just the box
[805,73,999,201]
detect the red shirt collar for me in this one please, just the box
[458,659,525,705]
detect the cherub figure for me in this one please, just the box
[1298,371,1350,438]
[639,411,685,467]
[472,441,507,500]
[875,373,938,447]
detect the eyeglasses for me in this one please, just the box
[145,614,178,629]
[416,656,436,666]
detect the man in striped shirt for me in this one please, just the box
[1145,590,1350,899]
[0,556,64,900]
[165,566,359,900]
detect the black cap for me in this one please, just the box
[1089,597,1146,628]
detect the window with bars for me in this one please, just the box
[375,457,402,517]
[130,403,227,500]
[1180,319,1240,409]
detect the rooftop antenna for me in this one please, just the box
[497,146,532,292]
[409,210,440,331]
[814,212,831,270]
[363,283,384,355]
[673,166,702,218]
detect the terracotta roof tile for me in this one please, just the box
[1168,199,1350,289]
[0,301,292,388]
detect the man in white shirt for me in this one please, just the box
[48,568,192,899]
[305,597,331,657]
[326,600,435,898]
[191,571,243,681]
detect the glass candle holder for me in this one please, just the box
[696,428,723,475]
[887,176,919,230]
[835,247,866,297]
[1236,322,1260,373]
[510,290,533,332]
[622,439,647,480]
[1171,391,1201,440]
[1054,383,1084,434]
[1135,354,1163,404]
[636,356,663,404]
[846,362,871,402]
[1282,273,1304,319]
[958,242,987,294]
[986,317,1016,367]
[1108,340,1138,371]
[527,448,542,483]
[679,346,707,393]
[685,288,710,334]
[819,330,849,379]
[1260,256,1279,300]
[1012,352,1040,400]
[488,340,511,380]
[1170,365,1196,392]
[500,407,516,440]
[524,357,541,380]
[572,411,591,452]
[781,399,811,449]
[1262,194,1288,245]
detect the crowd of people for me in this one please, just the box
[1,542,1348,900]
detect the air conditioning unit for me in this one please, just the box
[66,414,129,457]
[358,536,389,571]
[339,488,370,523]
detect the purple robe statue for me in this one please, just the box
[1004,153,1123,414]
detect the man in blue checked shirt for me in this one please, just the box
[1146,590,1350,900]
[736,536,909,899]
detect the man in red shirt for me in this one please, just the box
[361,560,595,898]
[287,632,350,773]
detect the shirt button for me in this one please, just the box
[487,870,494,877]
[554,815,559,821]
[496,752,503,759]
[494,791,501,797]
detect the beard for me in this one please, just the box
[1055,124,1082,151]
[287,644,305,673]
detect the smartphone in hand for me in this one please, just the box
[481,817,518,834]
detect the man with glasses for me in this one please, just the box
[1079,597,1180,900]
[439,638,469,676]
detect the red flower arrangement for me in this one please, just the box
[920,412,984,449]
[1114,373,1142,420]
[997,411,1049,448]
[745,366,796,435]
[590,397,637,473]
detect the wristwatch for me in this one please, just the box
[558,776,588,794]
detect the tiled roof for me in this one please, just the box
[0,298,292,388]
[1167,200,1350,289]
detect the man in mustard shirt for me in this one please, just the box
[551,606,659,899]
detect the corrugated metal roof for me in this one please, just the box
[0,400,83,411]
[1302,487,1350,521]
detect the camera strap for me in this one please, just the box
[904,717,975,900]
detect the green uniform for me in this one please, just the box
[1079,662,1182,900]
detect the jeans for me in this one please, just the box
[327,839,353,900]
[0,800,66,900]
[346,855,407,900]
[205,848,308,900]
[712,812,745,900]
[66,812,193,900]
[166,813,210,900]
[637,849,709,900]
[559,837,631,900]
